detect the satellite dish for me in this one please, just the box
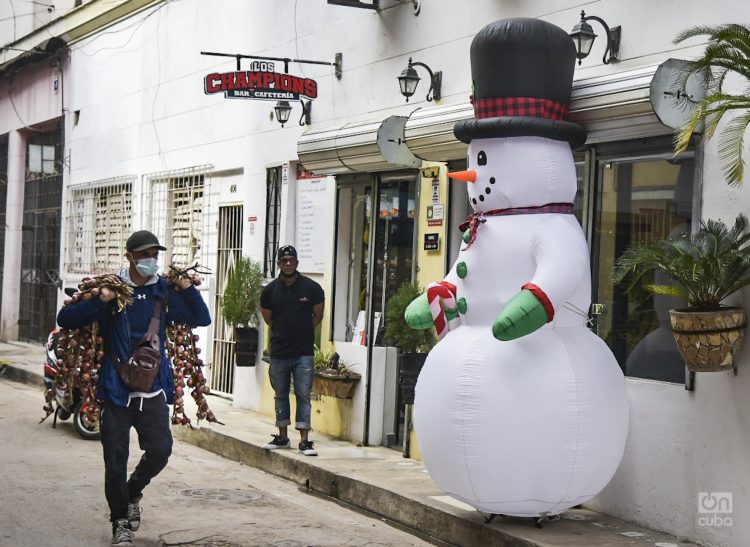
[377,115,421,168]
[650,58,708,131]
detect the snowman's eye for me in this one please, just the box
[477,151,487,165]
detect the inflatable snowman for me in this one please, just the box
[406,18,629,519]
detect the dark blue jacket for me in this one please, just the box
[57,277,211,407]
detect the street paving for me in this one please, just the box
[0,378,432,547]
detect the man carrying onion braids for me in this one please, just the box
[57,230,211,546]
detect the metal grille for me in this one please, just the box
[146,165,213,268]
[0,137,8,310]
[65,176,134,274]
[20,129,63,342]
[263,166,281,278]
[211,205,244,396]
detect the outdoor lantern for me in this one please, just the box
[569,10,621,65]
[397,60,421,101]
[397,57,441,102]
[274,100,292,126]
[569,18,597,62]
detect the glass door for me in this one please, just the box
[332,172,417,447]
[590,149,695,384]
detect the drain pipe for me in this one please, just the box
[362,186,377,446]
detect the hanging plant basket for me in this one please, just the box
[313,370,361,399]
[669,307,746,372]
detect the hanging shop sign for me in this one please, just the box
[204,60,318,101]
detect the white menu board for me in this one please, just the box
[295,177,331,273]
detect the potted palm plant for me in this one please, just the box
[221,256,264,366]
[612,214,750,372]
[312,345,361,399]
[385,282,437,404]
[673,24,750,187]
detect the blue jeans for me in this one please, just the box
[269,355,313,430]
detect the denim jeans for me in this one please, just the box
[269,355,313,430]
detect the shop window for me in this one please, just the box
[264,166,282,278]
[65,177,134,274]
[589,140,695,384]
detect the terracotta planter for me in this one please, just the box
[312,371,361,399]
[669,307,746,372]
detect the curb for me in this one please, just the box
[173,426,541,547]
[0,364,45,388]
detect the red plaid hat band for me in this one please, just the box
[473,97,569,121]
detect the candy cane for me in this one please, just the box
[427,281,458,339]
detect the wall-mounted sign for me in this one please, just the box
[204,60,318,101]
[424,233,440,251]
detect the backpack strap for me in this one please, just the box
[147,300,162,337]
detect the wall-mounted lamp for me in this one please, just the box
[274,99,313,127]
[397,57,441,102]
[569,10,621,65]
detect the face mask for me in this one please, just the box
[135,257,159,277]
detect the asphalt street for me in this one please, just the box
[0,378,432,547]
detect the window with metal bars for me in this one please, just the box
[146,166,212,269]
[65,177,134,274]
[264,166,282,277]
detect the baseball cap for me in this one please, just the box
[126,230,167,252]
[277,245,297,260]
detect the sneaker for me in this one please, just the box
[299,440,318,456]
[262,435,290,449]
[111,518,133,545]
[127,496,142,531]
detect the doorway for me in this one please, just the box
[332,171,417,446]
[19,129,63,342]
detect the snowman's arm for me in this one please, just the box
[527,216,589,312]
[404,270,460,330]
[493,217,587,341]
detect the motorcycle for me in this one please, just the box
[43,290,101,440]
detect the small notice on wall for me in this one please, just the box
[427,203,444,226]
[295,177,332,273]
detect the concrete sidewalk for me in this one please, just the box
[0,340,698,547]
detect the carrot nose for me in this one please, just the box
[447,170,477,183]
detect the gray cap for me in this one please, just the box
[126,230,167,252]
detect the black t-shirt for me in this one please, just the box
[260,274,325,358]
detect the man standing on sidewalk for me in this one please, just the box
[57,230,211,545]
[260,245,324,456]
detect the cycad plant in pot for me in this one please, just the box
[612,214,750,372]
[385,282,437,404]
[221,257,264,367]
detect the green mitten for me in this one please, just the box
[492,290,548,341]
[405,292,459,330]
[405,293,433,329]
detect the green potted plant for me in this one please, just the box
[673,24,750,187]
[612,214,750,372]
[221,256,264,366]
[312,345,361,399]
[385,282,437,403]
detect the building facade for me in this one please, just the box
[1,1,749,545]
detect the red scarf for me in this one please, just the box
[458,202,576,249]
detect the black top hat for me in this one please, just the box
[454,18,587,148]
